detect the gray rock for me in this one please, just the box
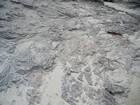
[86,87,96,99]
[0,2,4,8]
[0,0,140,105]
[42,57,55,71]
[70,67,80,73]
[26,89,35,96]
[0,67,11,86]
[10,0,34,8]
[61,10,78,18]
[77,72,83,82]
[84,66,91,72]
[62,75,83,105]
[66,70,71,75]
[101,90,117,105]
[10,0,20,3]
[11,74,22,83]
[83,71,93,86]
[26,89,36,105]
[134,54,140,61]
[35,91,42,104]
[0,52,11,87]
[0,30,21,40]
[105,84,125,94]
[71,82,83,97]
[14,53,55,74]
[26,89,41,105]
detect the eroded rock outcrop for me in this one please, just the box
[0,0,140,105]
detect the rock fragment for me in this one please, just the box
[105,84,125,95]
[101,90,117,105]
[85,66,91,72]
[62,75,83,105]
[66,69,71,75]
[70,67,80,73]
[0,2,4,8]
[83,71,93,86]
[10,0,34,9]
[77,72,83,82]
[86,87,96,99]
[11,74,22,83]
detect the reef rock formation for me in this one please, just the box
[0,0,140,105]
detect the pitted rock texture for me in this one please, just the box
[0,0,140,105]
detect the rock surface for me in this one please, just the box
[0,0,140,105]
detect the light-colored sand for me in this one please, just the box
[39,59,69,105]
[123,76,140,105]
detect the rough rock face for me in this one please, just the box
[0,0,140,105]
[121,0,140,2]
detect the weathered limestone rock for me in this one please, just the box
[62,76,83,105]
[101,90,117,105]
[77,72,83,82]
[10,0,34,8]
[0,0,140,105]
[105,84,125,94]
[83,71,93,86]
[26,89,41,105]
[0,2,4,8]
